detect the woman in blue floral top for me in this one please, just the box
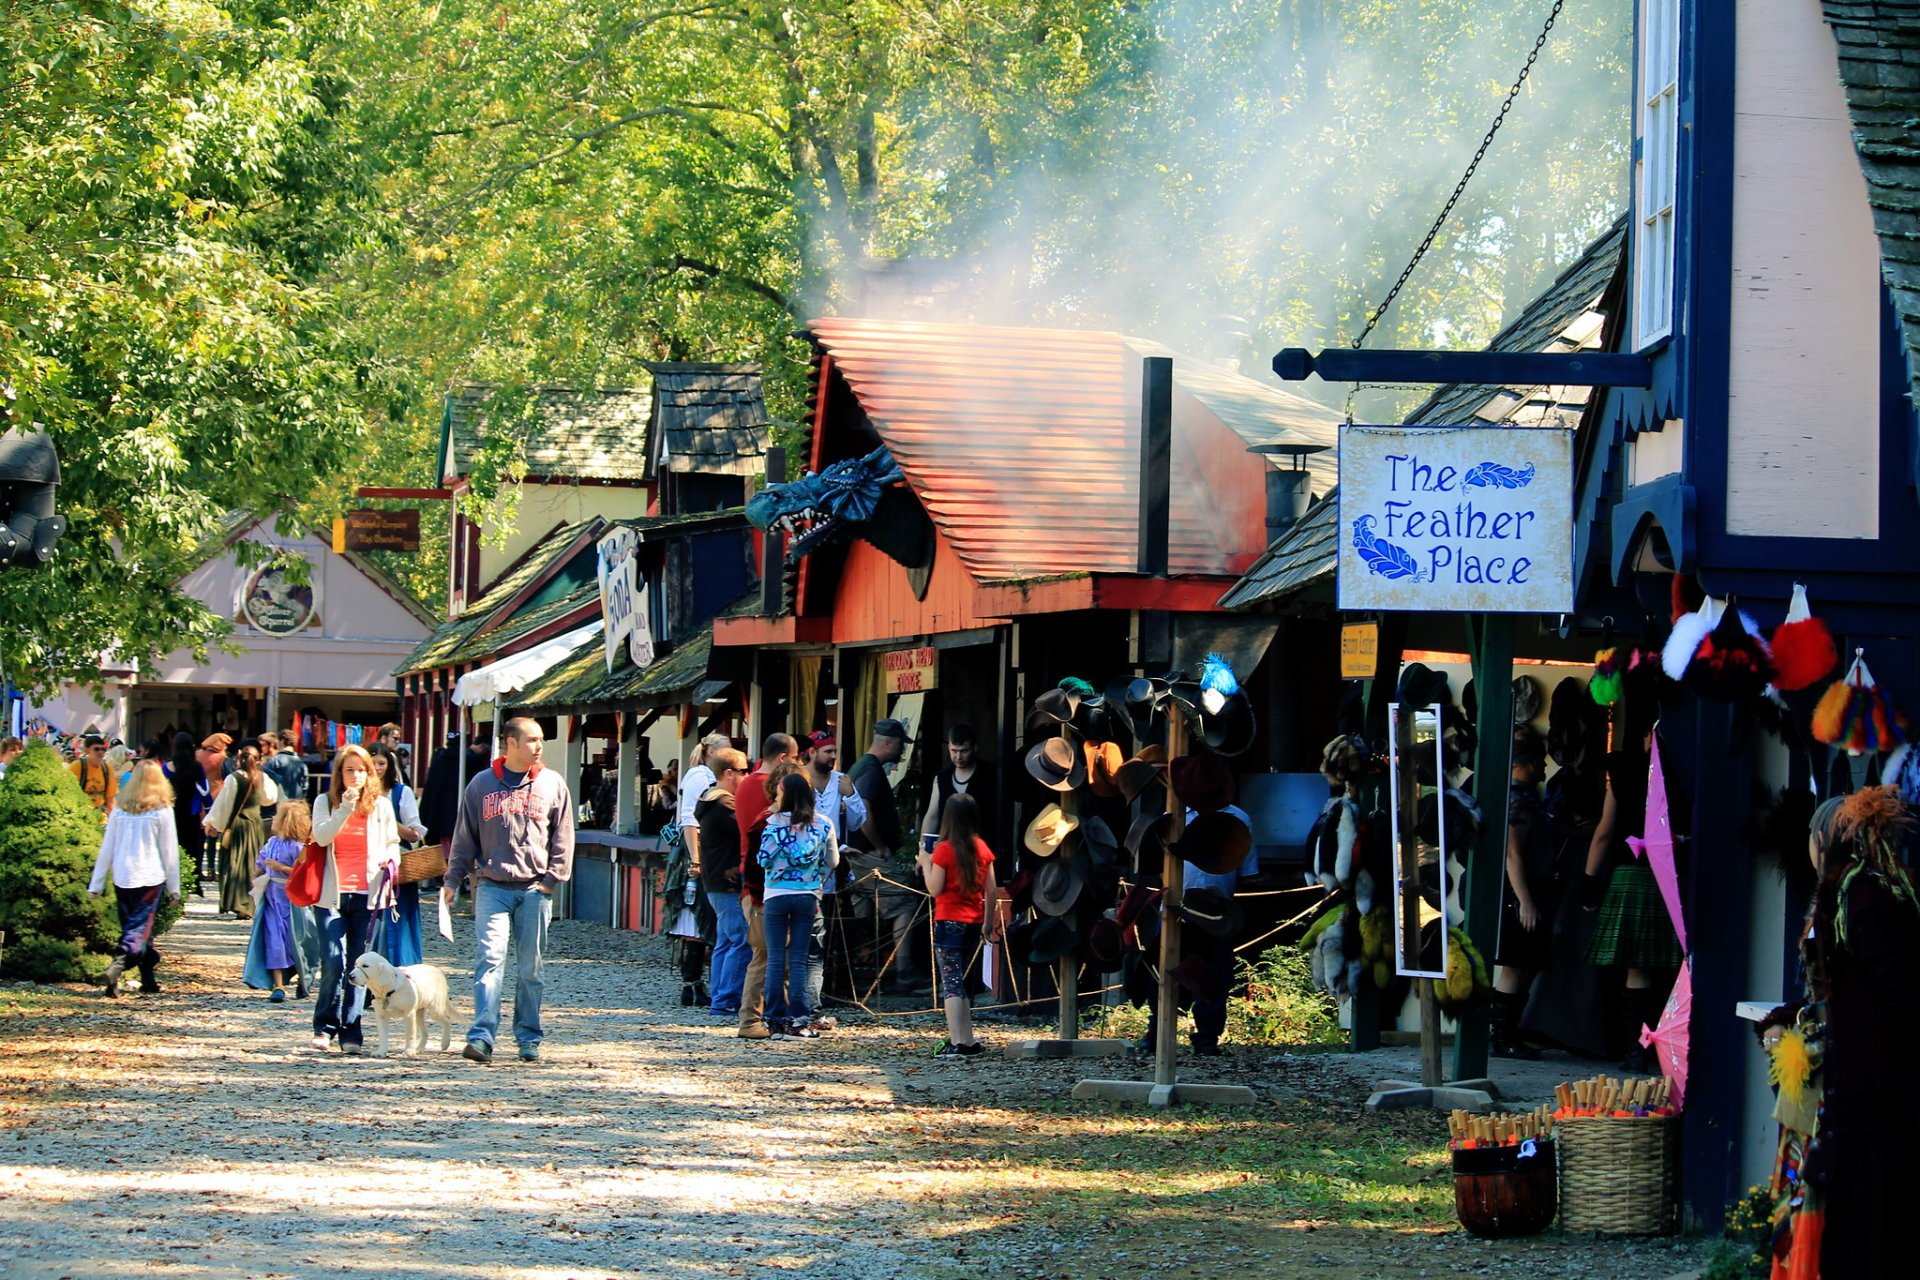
[757,773,840,1038]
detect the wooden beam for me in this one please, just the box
[355,487,457,499]
[1271,347,1653,389]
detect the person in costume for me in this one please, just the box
[917,792,998,1058]
[367,744,426,966]
[1492,726,1555,1059]
[1581,722,1682,1071]
[1757,788,1920,1280]
[203,745,277,921]
[243,800,319,1001]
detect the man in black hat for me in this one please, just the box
[1141,797,1257,1057]
[846,718,928,994]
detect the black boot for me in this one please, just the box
[1491,989,1541,1060]
[680,982,697,1007]
[1620,986,1658,1074]
[103,956,127,999]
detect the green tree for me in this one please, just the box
[0,743,118,982]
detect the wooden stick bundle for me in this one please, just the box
[1552,1073,1674,1119]
[1447,1103,1555,1148]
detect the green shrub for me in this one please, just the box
[1702,1185,1773,1280]
[1080,943,1344,1047]
[0,743,118,981]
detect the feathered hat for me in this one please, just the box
[1812,651,1910,756]
[1769,583,1838,692]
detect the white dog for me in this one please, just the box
[348,953,456,1057]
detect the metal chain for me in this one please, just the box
[1351,0,1568,352]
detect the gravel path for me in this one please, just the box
[0,903,1711,1280]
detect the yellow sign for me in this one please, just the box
[1340,622,1380,679]
[882,645,939,695]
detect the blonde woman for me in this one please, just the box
[243,800,319,1002]
[87,761,181,998]
[308,745,401,1054]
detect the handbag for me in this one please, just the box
[396,843,448,885]
[286,840,326,908]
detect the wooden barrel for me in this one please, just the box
[1452,1138,1558,1238]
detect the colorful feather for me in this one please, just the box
[1812,652,1910,755]
[1770,584,1838,692]
[1590,646,1624,706]
[1662,597,1717,682]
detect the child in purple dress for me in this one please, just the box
[243,801,312,1002]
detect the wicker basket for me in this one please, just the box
[1556,1115,1678,1235]
[395,844,447,886]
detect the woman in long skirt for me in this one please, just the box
[368,745,426,965]
[204,746,277,921]
[243,800,319,1000]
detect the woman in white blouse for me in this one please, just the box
[88,761,181,998]
[308,744,401,1054]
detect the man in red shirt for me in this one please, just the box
[735,733,797,1039]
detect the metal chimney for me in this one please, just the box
[1137,356,1172,576]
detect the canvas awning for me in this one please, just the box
[452,622,601,706]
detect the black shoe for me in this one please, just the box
[680,982,697,1007]
[462,1040,492,1064]
[103,958,127,999]
[932,1040,984,1058]
[139,980,163,995]
[1192,1041,1224,1058]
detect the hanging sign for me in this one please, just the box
[236,561,320,636]
[881,645,939,694]
[1340,622,1380,678]
[340,509,420,553]
[1338,426,1573,614]
[596,526,642,674]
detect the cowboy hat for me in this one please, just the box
[1024,737,1087,792]
[1086,916,1125,970]
[1397,662,1451,709]
[1023,803,1079,857]
[1084,740,1127,797]
[1169,752,1235,813]
[1031,854,1087,917]
[1104,675,1166,742]
[1124,811,1175,864]
[1112,754,1165,804]
[1114,883,1164,940]
[1073,695,1120,744]
[1176,887,1244,938]
[1174,811,1254,877]
[1027,913,1082,965]
[1024,687,1082,732]
[1076,815,1122,870]
[1510,674,1543,724]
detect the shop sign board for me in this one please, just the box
[597,526,652,673]
[1338,426,1573,614]
[237,560,320,636]
[881,645,938,694]
[340,508,421,553]
[1339,621,1379,678]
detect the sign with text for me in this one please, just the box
[596,526,650,674]
[235,561,320,636]
[342,508,420,553]
[1339,621,1379,678]
[881,645,939,695]
[1338,426,1573,614]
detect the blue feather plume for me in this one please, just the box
[1351,516,1422,581]
[1463,461,1535,489]
[1200,653,1240,697]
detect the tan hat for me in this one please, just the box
[201,733,233,751]
[1023,803,1079,857]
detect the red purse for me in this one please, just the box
[286,840,326,908]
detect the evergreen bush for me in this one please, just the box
[0,742,118,981]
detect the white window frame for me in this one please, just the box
[1633,0,1680,348]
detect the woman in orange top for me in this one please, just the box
[308,745,401,1054]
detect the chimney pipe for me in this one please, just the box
[1265,468,1312,542]
[1137,356,1172,577]
[761,445,786,616]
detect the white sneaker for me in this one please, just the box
[309,1035,331,1052]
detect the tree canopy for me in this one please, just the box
[1,0,1628,696]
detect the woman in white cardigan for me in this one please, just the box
[307,744,401,1054]
[88,761,181,998]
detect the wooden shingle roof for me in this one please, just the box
[640,363,770,479]
[393,518,602,675]
[439,386,651,485]
[1823,2,1920,414]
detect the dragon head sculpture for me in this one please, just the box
[747,445,910,561]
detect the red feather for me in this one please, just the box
[1771,617,1837,691]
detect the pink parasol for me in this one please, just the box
[1639,960,1692,1109]
[1626,731,1687,953]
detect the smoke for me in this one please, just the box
[840,0,1630,418]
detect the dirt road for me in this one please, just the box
[0,903,1708,1279]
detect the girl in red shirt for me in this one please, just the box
[916,792,999,1058]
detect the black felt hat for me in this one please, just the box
[1176,887,1244,938]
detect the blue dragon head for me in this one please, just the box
[746,445,906,561]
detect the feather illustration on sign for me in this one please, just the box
[1463,461,1536,489]
[1351,516,1423,581]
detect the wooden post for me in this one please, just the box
[1352,612,1407,1052]
[1419,979,1444,1087]
[1058,789,1080,1041]
[1152,712,1189,1097]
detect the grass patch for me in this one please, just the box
[0,983,94,1023]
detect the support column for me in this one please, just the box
[556,713,582,807]
[616,714,639,836]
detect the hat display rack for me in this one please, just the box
[1061,655,1258,1106]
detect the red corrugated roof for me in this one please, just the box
[806,318,1336,582]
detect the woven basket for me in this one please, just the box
[1556,1115,1678,1235]
[395,844,447,886]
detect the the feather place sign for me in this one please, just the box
[1338,425,1573,614]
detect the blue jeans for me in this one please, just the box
[707,890,750,1014]
[469,880,552,1050]
[804,897,830,1013]
[761,893,817,1027]
[314,893,372,1046]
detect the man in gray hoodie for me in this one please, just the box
[444,717,575,1064]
